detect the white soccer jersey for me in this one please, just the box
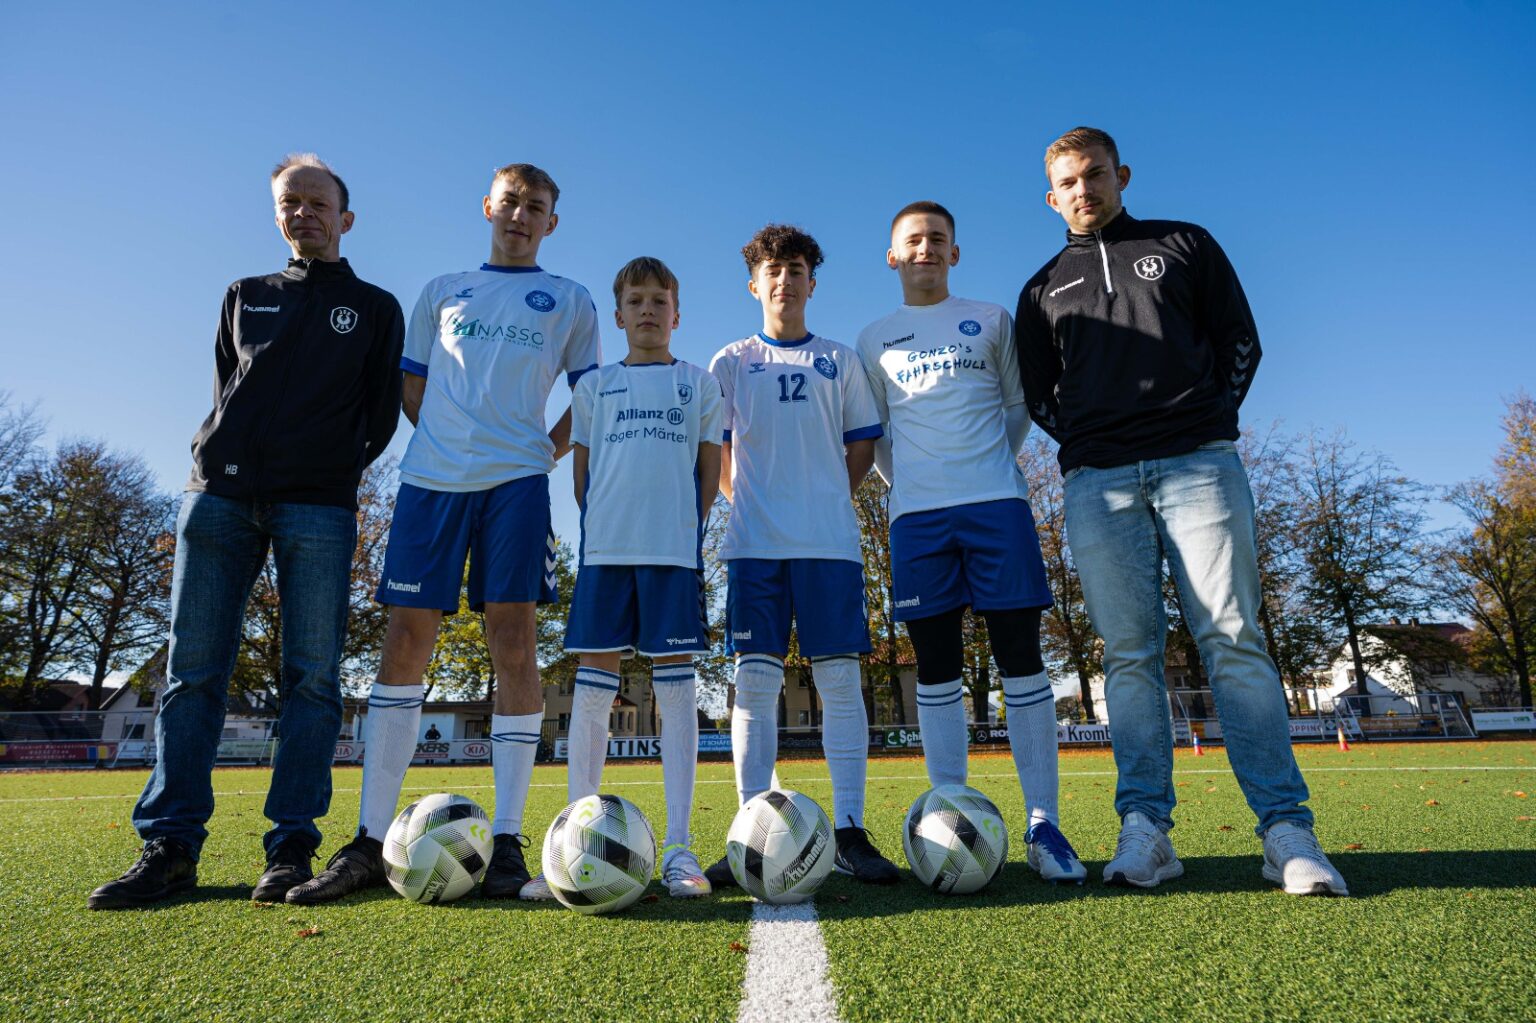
[571,360,723,568]
[398,265,602,492]
[709,333,882,562]
[856,296,1028,522]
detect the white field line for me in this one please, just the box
[737,901,840,1023]
[3,765,1532,805]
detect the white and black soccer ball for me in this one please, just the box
[726,789,835,904]
[902,785,1008,894]
[383,792,493,903]
[542,794,656,915]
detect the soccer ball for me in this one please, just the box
[542,794,656,915]
[902,785,1009,894]
[726,789,835,904]
[383,792,493,903]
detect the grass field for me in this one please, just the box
[4,741,1533,1023]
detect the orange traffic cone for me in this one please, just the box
[1336,723,1351,752]
[1192,731,1204,756]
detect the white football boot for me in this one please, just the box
[661,845,712,898]
[1103,811,1184,888]
[1262,821,1350,896]
[518,875,553,901]
[1025,820,1088,884]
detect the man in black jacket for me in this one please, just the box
[89,154,403,909]
[1016,127,1346,896]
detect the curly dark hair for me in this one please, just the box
[741,224,824,278]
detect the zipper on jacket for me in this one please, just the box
[1095,231,1113,294]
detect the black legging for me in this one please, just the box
[905,606,1044,683]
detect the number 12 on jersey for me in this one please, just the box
[776,373,808,403]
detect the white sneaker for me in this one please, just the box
[661,845,711,898]
[1262,821,1349,896]
[1025,820,1088,885]
[1103,811,1184,888]
[518,874,553,901]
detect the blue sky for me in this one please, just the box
[3,1,1532,545]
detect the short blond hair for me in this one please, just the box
[492,163,560,209]
[1044,127,1120,178]
[271,153,349,211]
[612,256,679,310]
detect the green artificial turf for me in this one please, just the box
[1,742,1531,1022]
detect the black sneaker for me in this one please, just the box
[480,834,531,899]
[251,835,316,902]
[284,834,384,905]
[703,854,738,890]
[87,837,197,910]
[834,820,900,885]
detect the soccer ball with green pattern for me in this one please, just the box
[383,792,493,903]
[542,794,657,915]
[902,785,1008,894]
[726,789,835,904]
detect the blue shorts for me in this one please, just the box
[890,498,1052,622]
[565,564,709,658]
[375,476,556,612]
[725,558,870,658]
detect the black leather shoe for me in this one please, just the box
[479,834,532,898]
[88,837,198,910]
[284,835,384,905]
[251,836,316,902]
[703,854,738,890]
[834,821,900,884]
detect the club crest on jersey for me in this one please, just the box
[1134,255,1166,281]
[813,355,838,380]
[958,319,982,337]
[677,382,693,405]
[525,290,557,312]
[330,307,357,333]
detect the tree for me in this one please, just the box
[1294,430,1430,698]
[339,459,399,691]
[1017,437,1102,719]
[694,496,733,721]
[853,473,909,724]
[0,393,46,681]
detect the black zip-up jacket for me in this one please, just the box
[1015,210,1260,472]
[186,257,404,510]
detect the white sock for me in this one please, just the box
[1002,671,1060,827]
[916,679,968,787]
[652,661,698,849]
[567,666,619,801]
[731,655,783,804]
[358,682,424,839]
[813,655,867,828]
[490,712,543,837]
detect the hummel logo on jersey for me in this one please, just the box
[1134,256,1166,281]
[732,630,752,640]
[677,382,693,405]
[599,387,629,397]
[895,596,922,609]
[242,304,280,313]
[386,579,422,594]
[813,355,838,380]
[525,290,557,312]
[455,287,474,299]
[882,333,915,349]
[665,636,700,646]
[748,362,766,374]
[958,320,982,336]
[331,307,357,333]
[1049,277,1085,298]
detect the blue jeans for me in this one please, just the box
[133,492,357,858]
[1063,442,1312,835]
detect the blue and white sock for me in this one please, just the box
[916,679,968,787]
[731,655,784,805]
[490,712,543,837]
[358,682,424,839]
[1002,671,1060,827]
[812,655,868,828]
[567,667,619,802]
[652,661,698,849]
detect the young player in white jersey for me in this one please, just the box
[289,164,601,905]
[703,224,900,888]
[855,201,1086,884]
[517,257,722,901]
